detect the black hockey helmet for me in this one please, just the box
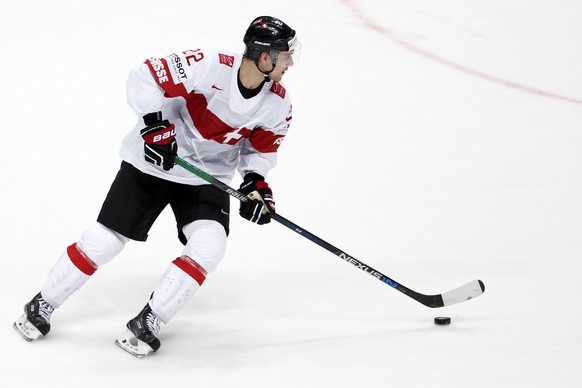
[243,16,300,64]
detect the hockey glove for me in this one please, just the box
[140,119,177,171]
[239,173,276,225]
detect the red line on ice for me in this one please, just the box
[342,0,582,107]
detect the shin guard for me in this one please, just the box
[149,258,203,324]
[149,220,227,324]
[41,244,97,308]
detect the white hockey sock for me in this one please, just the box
[149,258,203,324]
[40,223,128,308]
[41,244,97,308]
[149,220,227,324]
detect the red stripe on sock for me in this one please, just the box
[67,243,98,276]
[172,256,207,285]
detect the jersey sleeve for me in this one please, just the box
[237,98,292,179]
[126,49,214,117]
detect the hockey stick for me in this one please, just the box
[175,156,485,308]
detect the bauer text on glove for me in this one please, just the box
[140,118,177,171]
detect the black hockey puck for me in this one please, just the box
[434,316,451,325]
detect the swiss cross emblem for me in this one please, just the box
[223,128,243,144]
[218,54,234,67]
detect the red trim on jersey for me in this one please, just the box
[183,92,250,143]
[269,82,286,99]
[144,58,188,98]
[144,58,284,152]
[172,256,207,286]
[183,93,283,152]
[67,243,98,276]
[249,128,284,153]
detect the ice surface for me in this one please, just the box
[1,0,581,387]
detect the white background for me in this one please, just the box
[1,0,581,386]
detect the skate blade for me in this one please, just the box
[115,329,154,358]
[13,314,42,342]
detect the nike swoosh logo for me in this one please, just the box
[212,85,223,90]
[220,209,229,215]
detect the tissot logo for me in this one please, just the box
[169,54,187,80]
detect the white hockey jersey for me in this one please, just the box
[120,48,292,185]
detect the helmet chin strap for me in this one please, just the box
[255,59,276,79]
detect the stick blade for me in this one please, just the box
[440,279,485,307]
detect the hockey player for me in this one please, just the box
[13,16,300,358]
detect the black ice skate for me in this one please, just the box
[13,292,55,342]
[115,303,161,358]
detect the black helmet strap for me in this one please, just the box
[254,54,276,77]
